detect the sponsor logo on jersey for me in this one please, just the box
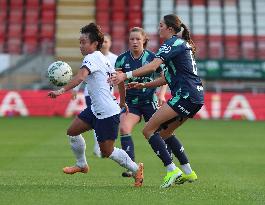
[159,44,172,54]
[125,63,130,69]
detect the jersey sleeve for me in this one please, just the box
[81,55,100,73]
[115,55,126,72]
[155,38,185,62]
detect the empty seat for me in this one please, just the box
[9,10,23,23]
[25,10,40,24]
[24,24,39,39]
[23,39,38,53]
[40,24,54,40]
[241,35,256,60]
[128,12,142,28]
[112,12,126,24]
[10,0,23,8]
[208,35,223,59]
[8,24,22,38]
[41,10,55,24]
[7,38,22,54]
[26,0,40,9]
[193,35,207,59]
[42,0,56,10]
[112,0,126,11]
[257,36,265,59]
[96,0,109,11]
[128,0,142,11]
[224,35,240,59]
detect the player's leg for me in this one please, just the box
[141,101,174,159]
[119,106,141,177]
[142,103,183,188]
[63,115,92,174]
[159,121,197,184]
[63,107,94,174]
[158,97,203,184]
[96,114,144,187]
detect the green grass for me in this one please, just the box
[0,117,264,205]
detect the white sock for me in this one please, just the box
[181,163,192,175]
[69,135,87,168]
[166,163,177,172]
[109,147,138,173]
[93,130,100,151]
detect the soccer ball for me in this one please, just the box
[47,61,73,86]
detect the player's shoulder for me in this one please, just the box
[144,49,156,57]
[117,50,129,59]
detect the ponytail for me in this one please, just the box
[181,23,196,56]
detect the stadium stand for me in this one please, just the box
[0,0,264,91]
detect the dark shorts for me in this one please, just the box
[78,107,120,142]
[85,95,92,107]
[167,95,203,118]
[122,101,158,122]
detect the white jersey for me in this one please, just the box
[104,51,118,68]
[81,51,120,119]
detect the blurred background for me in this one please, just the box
[0,0,265,120]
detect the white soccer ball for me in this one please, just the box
[47,61,73,86]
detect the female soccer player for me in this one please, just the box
[71,33,118,158]
[110,14,204,188]
[48,23,143,187]
[115,27,168,177]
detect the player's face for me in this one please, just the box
[102,36,111,51]
[79,34,97,56]
[129,31,144,53]
[159,20,171,39]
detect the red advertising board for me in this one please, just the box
[0,90,264,120]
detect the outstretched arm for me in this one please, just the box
[48,67,89,98]
[110,58,163,85]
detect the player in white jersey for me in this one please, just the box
[48,23,143,187]
[72,33,118,157]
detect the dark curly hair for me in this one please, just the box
[80,23,104,50]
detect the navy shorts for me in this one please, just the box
[123,101,158,122]
[85,96,92,107]
[78,107,120,142]
[167,95,203,118]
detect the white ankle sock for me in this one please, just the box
[69,135,87,168]
[181,163,192,174]
[109,147,138,173]
[166,163,177,172]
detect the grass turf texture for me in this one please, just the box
[0,117,264,205]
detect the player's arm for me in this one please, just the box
[48,67,89,98]
[128,75,167,90]
[157,72,168,106]
[117,81,129,113]
[110,58,163,85]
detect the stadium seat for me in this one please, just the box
[40,24,54,40]
[10,0,23,8]
[25,10,40,24]
[24,24,39,39]
[0,0,7,9]
[0,23,6,39]
[128,0,142,11]
[9,10,23,24]
[96,0,109,11]
[193,35,207,59]
[41,10,55,24]
[8,24,22,38]
[26,0,40,9]
[7,38,22,54]
[128,12,142,28]
[241,35,256,60]
[42,0,56,10]
[0,8,7,22]
[96,11,110,25]
[208,35,223,59]
[112,0,126,11]
[257,36,265,59]
[112,12,126,24]
[23,39,38,53]
[224,35,240,59]
[0,36,5,52]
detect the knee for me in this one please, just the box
[120,124,131,135]
[67,127,76,136]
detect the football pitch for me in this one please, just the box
[0,117,264,205]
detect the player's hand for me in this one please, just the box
[126,82,145,89]
[108,71,127,85]
[119,102,129,114]
[71,90,77,100]
[48,88,65,98]
[158,95,166,106]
